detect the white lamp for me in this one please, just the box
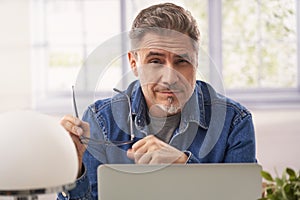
[0,110,78,200]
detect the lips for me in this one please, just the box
[160,90,179,94]
[154,87,182,93]
[156,89,181,94]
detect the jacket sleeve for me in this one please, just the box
[184,150,201,163]
[57,164,92,200]
[58,106,107,200]
[223,113,257,163]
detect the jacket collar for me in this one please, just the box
[128,80,208,131]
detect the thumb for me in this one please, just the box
[127,148,135,160]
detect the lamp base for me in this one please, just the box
[13,195,38,200]
[0,183,75,200]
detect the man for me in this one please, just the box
[59,3,256,200]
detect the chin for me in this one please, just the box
[157,104,181,115]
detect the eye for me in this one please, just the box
[149,59,162,64]
[175,59,190,65]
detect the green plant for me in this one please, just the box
[259,168,300,200]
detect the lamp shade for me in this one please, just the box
[0,110,78,195]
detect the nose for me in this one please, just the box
[160,65,179,86]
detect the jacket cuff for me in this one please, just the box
[183,150,200,163]
[57,164,91,200]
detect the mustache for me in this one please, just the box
[153,84,183,92]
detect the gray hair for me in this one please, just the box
[129,3,200,50]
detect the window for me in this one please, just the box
[32,0,120,93]
[222,0,297,89]
[31,0,299,114]
[31,0,122,113]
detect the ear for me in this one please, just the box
[128,51,138,77]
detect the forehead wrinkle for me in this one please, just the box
[139,34,194,53]
[142,40,191,52]
[145,51,166,58]
[141,48,193,58]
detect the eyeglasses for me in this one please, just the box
[72,86,135,146]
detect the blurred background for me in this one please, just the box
[0,0,299,188]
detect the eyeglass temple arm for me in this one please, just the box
[72,85,79,118]
[72,86,134,141]
[113,88,134,141]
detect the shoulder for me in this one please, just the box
[87,95,127,118]
[197,81,252,126]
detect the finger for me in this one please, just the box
[136,152,152,164]
[61,114,82,126]
[127,147,147,162]
[148,152,160,164]
[60,114,89,135]
[131,135,160,150]
[131,138,147,151]
[61,114,90,135]
[61,120,83,136]
[127,145,151,163]
[127,148,135,160]
[133,144,152,162]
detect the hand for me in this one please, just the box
[60,114,90,177]
[127,135,187,164]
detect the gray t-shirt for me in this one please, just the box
[148,113,181,143]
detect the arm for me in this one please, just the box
[58,107,106,200]
[58,110,92,200]
[177,114,256,164]
[223,114,256,163]
[57,164,92,200]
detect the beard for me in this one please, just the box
[156,103,181,115]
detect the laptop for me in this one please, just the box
[98,163,262,200]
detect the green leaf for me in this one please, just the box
[260,168,300,199]
[286,168,296,180]
[283,183,291,197]
[272,191,283,200]
[262,170,274,182]
[266,188,274,195]
[275,178,283,186]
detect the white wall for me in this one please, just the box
[253,109,300,176]
[0,0,31,112]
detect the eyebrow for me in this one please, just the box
[145,51,191,60]
[175,53,191,60]
[145,51,166,59]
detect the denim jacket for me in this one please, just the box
[57,80,256,200]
